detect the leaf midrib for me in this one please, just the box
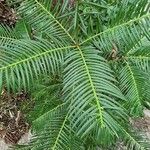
[34,0,104,125]
[35,0,75,44]
[80,13,150,45]
[0,46,75,71]
[77,46,104,126]
[126,62,141,106]
[52,113,68,150]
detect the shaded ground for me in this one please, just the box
[0,89,150,150]
[0,90,30,146]
[115,110,150,150]
[0,0,17,26]
[0,106,150,149]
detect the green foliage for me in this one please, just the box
[1,0,150,149]
[28,75,63,122]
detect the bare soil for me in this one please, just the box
[0,0,17,26]
[0,90,30,146]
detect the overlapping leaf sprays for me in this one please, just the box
[0,0,150,149]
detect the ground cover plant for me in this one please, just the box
[0,0,150,149]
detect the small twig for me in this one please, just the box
[9,110,13,118]
[15,111,21,126]
[108,42,118,60]
[0,1,11,13]
[0,128,6,138]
